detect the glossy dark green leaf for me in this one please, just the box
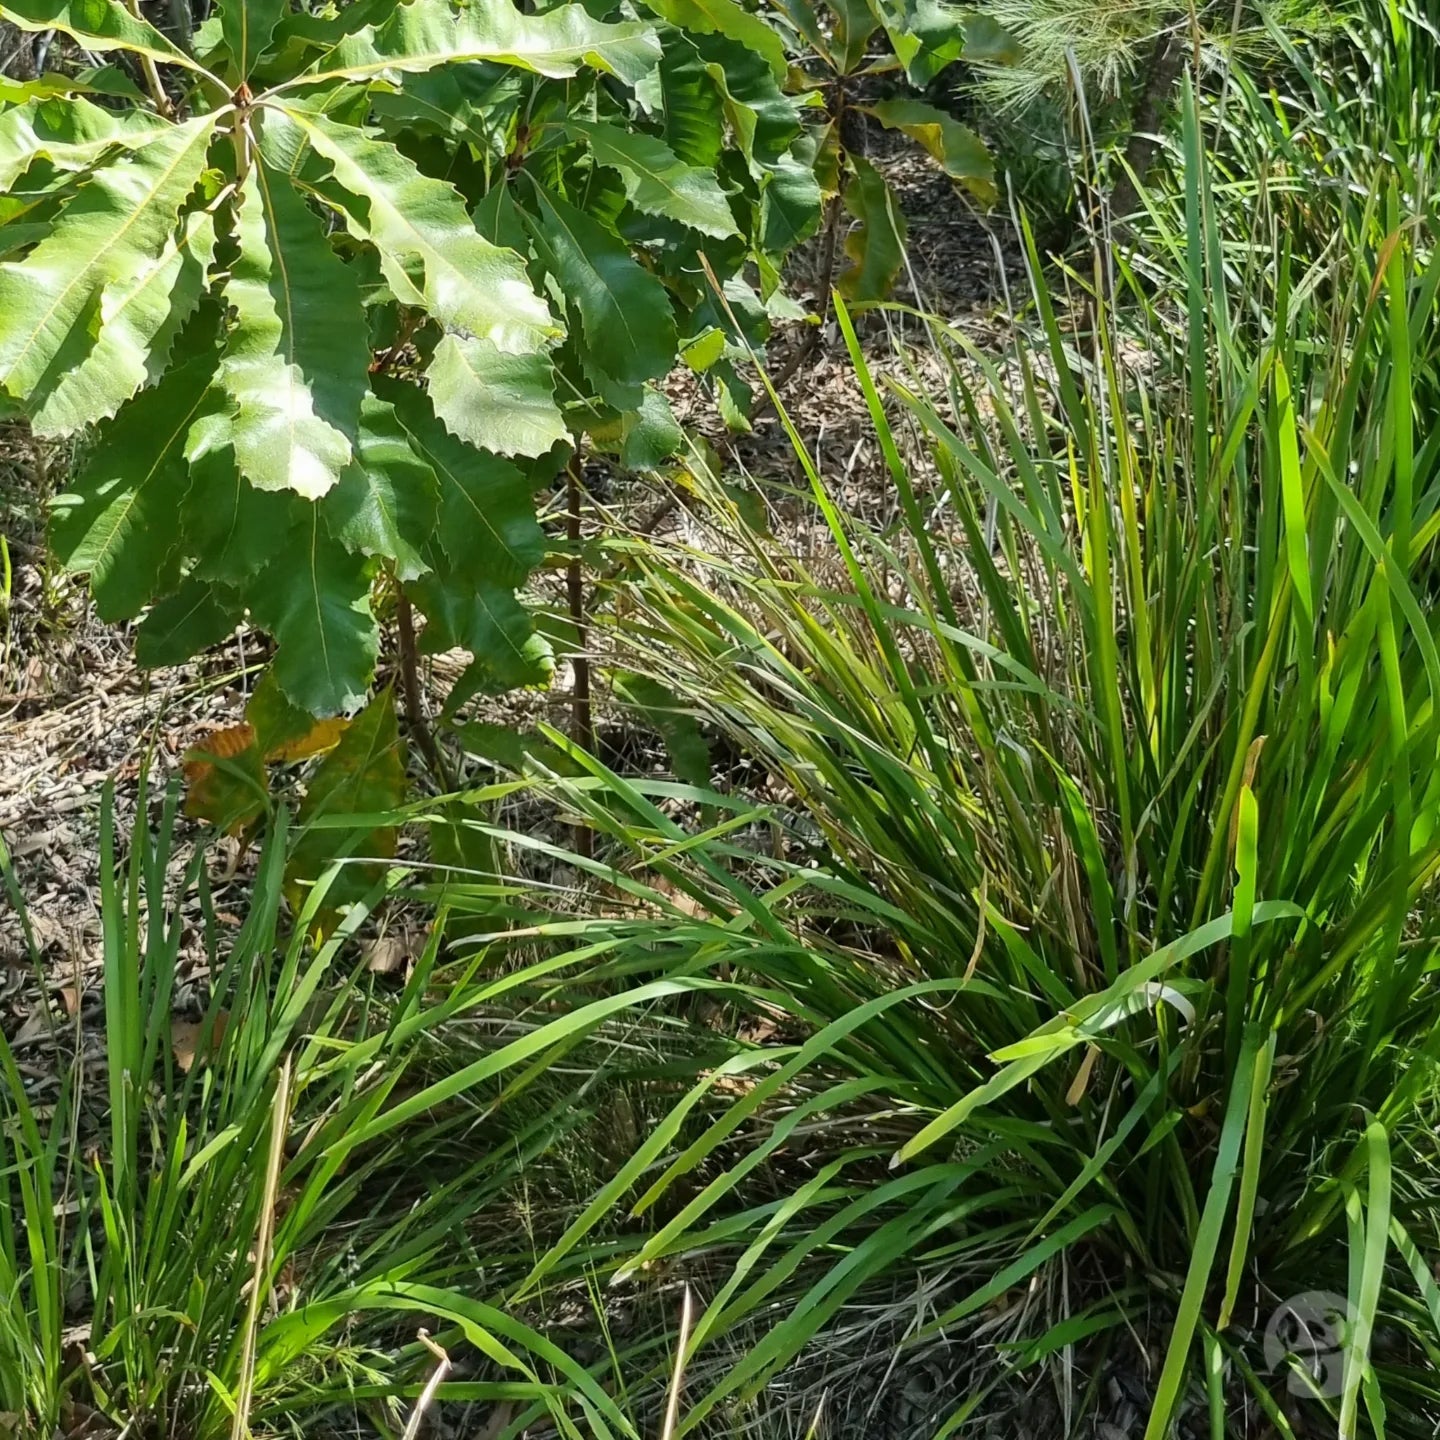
[565,119,738,239]
[49,344,217,620]
[838,155,906,300]
[216,147,369,498]
[134,578,242,667]
[525,185,677,389]
[382,377,546,587]
[247,507,380,715]
[325,392,440,580]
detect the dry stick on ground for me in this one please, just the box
[566,457,595,859]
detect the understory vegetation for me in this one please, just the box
[1,0,1438,1434]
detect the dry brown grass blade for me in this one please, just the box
[231,1056,293,1440]
[660,1285,695,1440]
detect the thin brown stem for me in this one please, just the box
[566,458,595,858]
[396,590,447,786]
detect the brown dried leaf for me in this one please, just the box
[171,1011,230,1073]
[360,933,414,975]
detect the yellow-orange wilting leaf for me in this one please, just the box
[183,723,265,831]
[265,716,349,763]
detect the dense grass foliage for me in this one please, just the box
[430,52,1440,1436]
[2,3,1438,1437]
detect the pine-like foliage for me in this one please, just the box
[1,0,820,714]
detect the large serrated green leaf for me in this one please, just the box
[637,0,786,81]
[216,151,368,498]
[370,64,521,151]
[524,185,677,389]
[409,564,553,694]
[0,95,169,191]
[838,154,906,301]
[290,0,662,91]
[182,420,307,581]
[0,0,202,69]
[880,0,973,84]
[277,105,555,355]
[641,35,723,170]
[822,0,880,73]
[759,149,822,253]
[31,206,217,435]
[382,377,545,587]
[49,341,217,620]
[247,505,379,715]
[863,97,994,203]
[0,68,145,103]
[217,0,287,79]
[590,384,682,470]
[324,392,439,580]
[426,334,567,458]
[692,30,800,167]
[134,577,242,666]
[565,119,737,239]
[0,113,215,425]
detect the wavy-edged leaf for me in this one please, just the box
[135,577,242,666]
[217,150,368,498]
[822,0,879,73]
[276,105,554,355]
[524,185,677,389]
[640,34,723,169]
[294,0,662,90]
[426,334,567,458]
[472,182,530,252]
[0,67,145,103]
[182,722,267,831]
[409,564,553,695]
[182,419,307,581]
[217,0,287,79]
[370,63,522,151]
[692,30,801,167]
[381,376,545,586]
[247,506,379,715]
[961,11,1022,64]
[565,119,737,239]
[838,154,906,301]
[590,384,682,470]
[49,341,216,620]
[0,0,202,69]
[863,97,994,203]
[0,113,214,424]
[637,0,786,82]
[324,391,438,580]
[759,148,822,253]
[0,95,169,190]
[246,668,350,760]
[32,205,217,435]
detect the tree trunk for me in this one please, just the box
[1109,28,1187,221]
